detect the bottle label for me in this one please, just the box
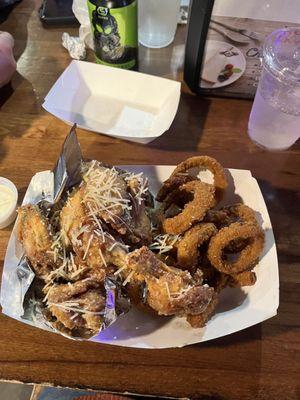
[87,0,137,69]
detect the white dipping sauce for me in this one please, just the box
[0,185,15,218]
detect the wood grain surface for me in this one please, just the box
[0,1,299,399]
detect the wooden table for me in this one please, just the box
[0,1,299,399]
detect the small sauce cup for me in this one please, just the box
[0,177,18,229]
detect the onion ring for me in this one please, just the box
[161,181,216,235]
[171,156,228,200]
[177,223,217,270]
[156,173,195,202]
[205,204,258,228]
[207,222,264,274]
[222,204,258,225]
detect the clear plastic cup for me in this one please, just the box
[138,0,181,48]
[248,27,300,150]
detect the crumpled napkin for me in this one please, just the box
[62,32,86,60]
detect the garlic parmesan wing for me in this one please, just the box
[17,204,56,279]
[125,247,215,317]
[46,279,106,335]
[60,185,88,247]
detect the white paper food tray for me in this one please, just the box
[43,61,181,144]
[1,166,279,349]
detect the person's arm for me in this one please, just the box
[0,31,16,88]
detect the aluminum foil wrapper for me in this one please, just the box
[0,125,130,340]
[62,32,86,60]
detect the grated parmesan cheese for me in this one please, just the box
[83,164,132,221]
[83,234,94,260]
[48,301,104,316]
[165,281,171,300]
[113,265,127,276]
[149,234,180,254]
[122,270,135,286]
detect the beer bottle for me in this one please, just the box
[87,0,138,70]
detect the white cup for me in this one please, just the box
[0,177,18,229]
[138,0,181,48]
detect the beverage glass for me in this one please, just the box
[138,0,181,48]
[248,27,300,150]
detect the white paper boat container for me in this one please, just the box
[43,61,181,144]
[1,166,279,349]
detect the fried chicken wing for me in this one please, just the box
[186,292,218,328]
[83,162,153,243]
[75,228,127,271]
[83,162,131,235]
[60,180,128,272]
[126,203,152,245]
[17,204,56,279]
[60,185,88,247]
[125,247,215,317]
[46,279,106,335]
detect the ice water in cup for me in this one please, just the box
[138,0,181,48]
[248,28,300,150]
[249,78,300,150]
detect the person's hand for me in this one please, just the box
[0,31,16,88]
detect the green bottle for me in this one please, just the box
[87,0,138,70]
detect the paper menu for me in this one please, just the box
[201,45,227,83]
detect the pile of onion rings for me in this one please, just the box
[153,156,265,328]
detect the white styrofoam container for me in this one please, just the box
[43,61,181,144]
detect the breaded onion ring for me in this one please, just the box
[156,173,195,202]
[161,181,216,235]
[207,222,264,274]
[222,204,258,225]
[177,223,217,270]
[205,204,258,228]
[171,156,228,200]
